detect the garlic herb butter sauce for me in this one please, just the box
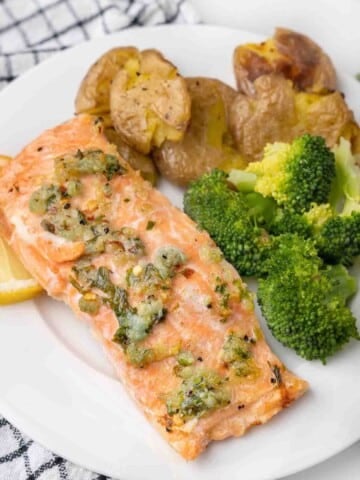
[28,145,260,422]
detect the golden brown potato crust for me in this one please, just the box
[233,28,337,95]
[154,77,246,186]
[110,49,191,154]
[229,74,360,162]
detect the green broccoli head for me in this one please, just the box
[184,170,273,277]
[258,234,359,363]
[268,208,312,237]
[315,212,360,266]
[304,140,360,266]
[228,169,313,237]
[245,134,336,214]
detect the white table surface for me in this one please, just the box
[190,0,360,479]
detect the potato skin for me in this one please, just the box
[233,28,337,95]
[229,75,296,161]
[229,74,359,162]
[75,47,139,114]
[110,49,191,154]
[104,126,157,185]
[154,77,246,186]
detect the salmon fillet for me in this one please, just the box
[0,114,308,460]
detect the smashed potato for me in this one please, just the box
[229,74,360,162]
[154,77,246,186]
[110,49,191,154]
[75,47,139,114]
[74,48,160,182]
[233,28,337,95]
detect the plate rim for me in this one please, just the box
[0,23,359,480]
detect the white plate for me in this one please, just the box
[0,25,359,480]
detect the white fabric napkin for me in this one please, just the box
[0,0,198,478]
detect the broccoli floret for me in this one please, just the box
[305,140,360,265]
[316,213,360,266]
[258,234,359,363]
[269,208,312,237]
[184,170,274,277]
[228,168,313,237]
[243,134,336,213]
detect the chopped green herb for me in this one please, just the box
[29,184,62,214]
[113,298,166,345]
[119,227,145,256]
[177,351,195,367]
[222,333,256,377]
[71,263,97,291]
[126,344,155,367]
[126,263,164,294]
[166,366,230,420]
[154,246,186,279]
[66,179,82,197]
[78,294,101,315]
[92,266,114,294]
[72,263,167,366]
[40,207,88,241]
[54,149,126,183]
[215,278,230,309]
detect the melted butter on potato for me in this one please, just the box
[154,77,247,186]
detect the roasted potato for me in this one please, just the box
[75,47,160,182]
[75,47,139,114]
[233,28,337,95]
[110,49,191,154]
[104,126,157,185]
[229,74,360,162]
[153,77,247,186]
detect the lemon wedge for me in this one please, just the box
[0,236,43,305]
[0,154,43,305]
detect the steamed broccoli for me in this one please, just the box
[233,134,336,214]
[305,139,360,265]
[183,169,275,277]
[258,234,359,363]
[184,135,360,363]
[231,137,360,266]
[229,167,314,238]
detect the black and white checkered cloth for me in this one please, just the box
[0,0,199,89]
[0,1,198,478]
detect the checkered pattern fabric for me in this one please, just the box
[0,0,199,89]
[0,418,107,479]
[0,1,198,478]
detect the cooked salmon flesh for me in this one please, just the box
[0,114,308,460]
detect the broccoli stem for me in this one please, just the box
[332,138,360,215]
[228,170,257,193]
